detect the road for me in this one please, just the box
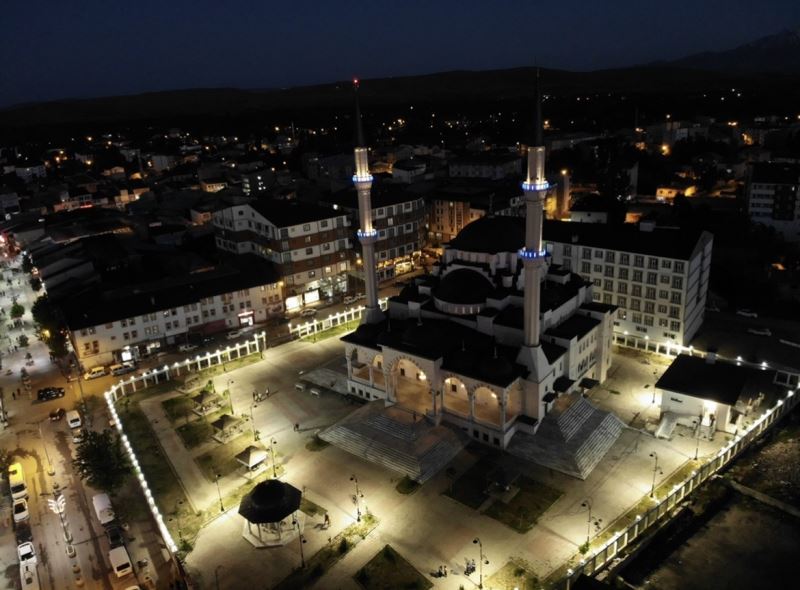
[0,258,175,590]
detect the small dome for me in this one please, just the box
[435,269,493,305]
[448,215,525,254]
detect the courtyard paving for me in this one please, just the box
[131,337,736,589]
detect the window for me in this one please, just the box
[632,285,642,297]
[669,306,680,318]
[605,251,615,263]
[670,320,681,331]
[604,265,614,277]
[632,313,642,324]
[302,224,311,231]
[582,248,591,260]
[308,271,316,278]
[305,247,313,255]
[659,289,669,299]
[604,279,613,292]
[618,268,628,280]
[647,272,657,285]
[593,264,602,273]
[620,253,630,265]
[645,287,656,300]
[617,296,627,308]
[320,220,328,228]
[674,261,685,273]
[564,245,572,256]
[658,318,669,327]
[644,301,655,314]
[634,255,644,268]
[658,304,668,314]
[603,293,612,304]
[672,276,683,289]
[594,250,603,259]
[648,257,659,269]
[670,292,682,304]
[631,299,641,311]
[633,270,643,282]
[617,282,627,294]
[618,309,627,320]
[660,274,670,284]
[661,259,672,269]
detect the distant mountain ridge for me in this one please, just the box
[660,27,800,74]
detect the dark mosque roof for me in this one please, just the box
[435,268,493,305]
[343,317,529,387]
[447,215,525,254]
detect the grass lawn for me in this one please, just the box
[354,545,432,590]
[274,514,379,590]
[443,455,498,510]
[162,395,195,423]
[300,496,327,517]
[483,477,562,533]
[301,319,359,342]
[195,435,258,481]
[486,559,539,590]
[395,476,421,495]
[177,420,213,449]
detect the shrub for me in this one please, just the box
[338,538,349,554]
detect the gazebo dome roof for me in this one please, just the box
[238,479,301,524]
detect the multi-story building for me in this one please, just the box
[426,181,523,245]
[746,162,800,241]
[321,186,426,282]
[543,220,713,349]
[213,200,353,303]
[448,152,521,180]
[63,257,283,369]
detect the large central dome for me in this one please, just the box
[447,215,525,254]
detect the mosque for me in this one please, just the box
[321,76,625,481]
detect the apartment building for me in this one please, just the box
[213,199,353,303]
[746,162,800,241]
[63,257,283,369]
[320,185,426,282]
[448,152,521,180]
[426,181,523,245]
[543,220,713,349]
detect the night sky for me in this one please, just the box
[3,0,798,107]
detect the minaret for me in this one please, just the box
[517,69,550,380]
[352,79,383,324]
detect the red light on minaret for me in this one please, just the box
[353,78,359,87]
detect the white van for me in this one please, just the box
[66,410,82,429]
[8,463,28,500]
[110,363,135,376]
[108,546,133,578]
[83,366,107,380]
[92,493,115,526]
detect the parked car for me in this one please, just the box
[105,524,125,549]
[226,328,251,340]
[72,429,86,444]
[110,362,136,376]
[37,387,65,401]
[13,499,29,523]
[17,542,36,566]
[83,366,107,380]
[300,308,317,318]
[49,408,66,421]
[178,343,198,352]
[343,295,358,305]
[66,410,82,430]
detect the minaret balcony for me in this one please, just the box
[518,247,548,260]
[357,229,378,241]
[521,180,550,191]
[353,173,374,184]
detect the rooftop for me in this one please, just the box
[250,199,344,228]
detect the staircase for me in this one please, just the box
[508,394,624,479]
[655,411,679,440]
[320,402,467,483]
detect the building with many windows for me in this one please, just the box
[746,162,800,241]
[320,185,426,282]
[213,200,353,304]
[543,220,713,349]
[62,255,283,369]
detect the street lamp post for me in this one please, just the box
[291,515,306,568]
[472,537,488,590]
[350,475,362,522]
[269,438,278,478]
[580,499,602,546]
[214,473,224,512]
[649,452,663,498]
[692,419,701,460]
[651,370,659,404]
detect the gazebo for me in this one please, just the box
[191,390,222,416]
[238,480,305,547]
[236,445,268,476]
[210,414,243,442]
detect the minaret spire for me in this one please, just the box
[517,67,550,379]
[352,79,383,325]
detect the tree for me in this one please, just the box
[10,303,24,319]
[73,430,131,495]
[29,277,42,292]
[31,295,69,359]
[17,334,28,348]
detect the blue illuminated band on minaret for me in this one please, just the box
[352,79,383,324]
